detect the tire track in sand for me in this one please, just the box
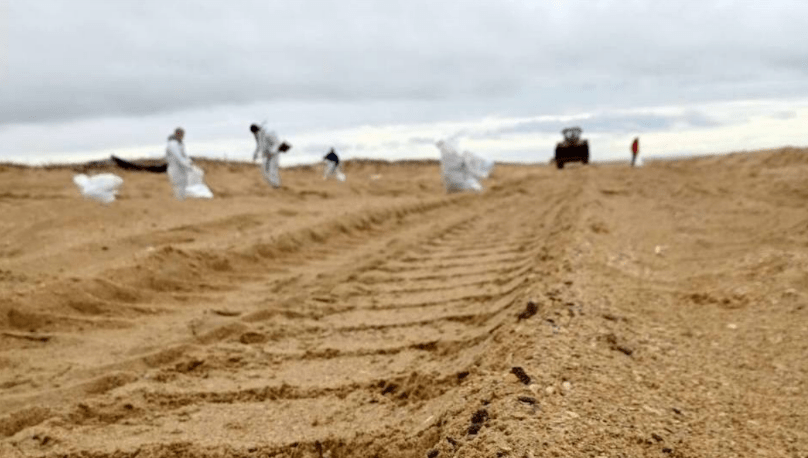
[0,173,583,457]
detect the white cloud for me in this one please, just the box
[4,1,808,123]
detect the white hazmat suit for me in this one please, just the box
[252,127,286,188]
[166,135,213,199]
[323,149,346,181]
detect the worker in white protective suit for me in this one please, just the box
[165,127,213,199]
[250,124,290,188]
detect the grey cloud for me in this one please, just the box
[462,110,722,141]
[380,141,405,150]
[407,136,437,146]
[771,111,797,120]
[3,0,808,126]
[584,110,723,133]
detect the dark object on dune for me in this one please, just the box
[517,301,539,321]
[554,127,589,169]
[111,155,168,173]
[510,366,532,385]
[467,409,489,435]
[278,142,292,152]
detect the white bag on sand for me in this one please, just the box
[323,160,346,182]
[437,141,483,193]
[167,163,213,199]
[462,151,495,179]
[73,173,124,204]
[185,165,214,199]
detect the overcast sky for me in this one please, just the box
[1,0,807,164]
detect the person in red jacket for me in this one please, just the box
[631,137,639,167]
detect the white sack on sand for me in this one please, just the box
[462,151,495,179]
[73,173,124,204]
[184,165,214,199]
[437,141,484,193]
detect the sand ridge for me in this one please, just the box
[0,151,807,457]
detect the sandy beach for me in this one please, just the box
[1,150,807,457]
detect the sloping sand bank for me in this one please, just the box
[1,150,806,457]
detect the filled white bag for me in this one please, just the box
[437,141,483,193]
[184,165,214,198]
[463,151,495,179]
[73,173,124,204]
[323,160,346,182]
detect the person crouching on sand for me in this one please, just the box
[323,148,346,181]
[250,124,290,188]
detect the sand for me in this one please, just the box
[0,150,806,457]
